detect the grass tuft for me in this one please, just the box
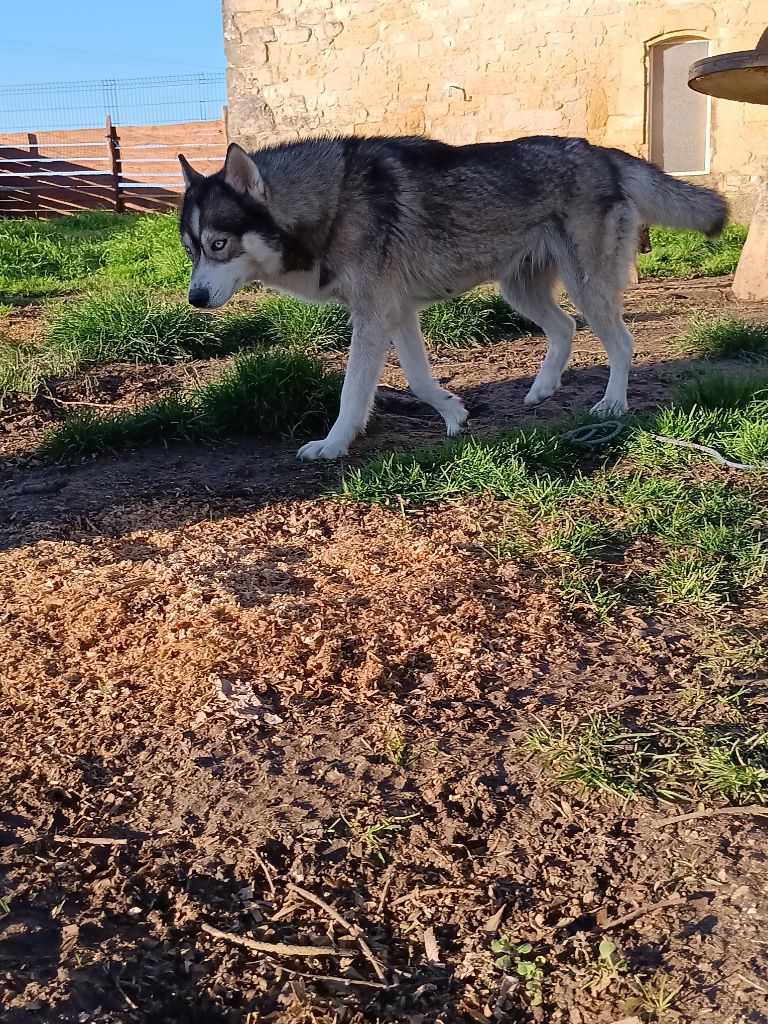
[524,713,768,805]
[41,350,343,459]
[257,295,350,349]
[676,369,768,411]
[676,315,768,360]
[637,224,746,279]
[47,290,223,365]
[421,291,533,348]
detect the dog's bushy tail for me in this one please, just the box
[609,149,727,238]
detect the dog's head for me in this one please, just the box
[178,143,283,309]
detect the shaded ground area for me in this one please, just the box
[2,278,768,1024]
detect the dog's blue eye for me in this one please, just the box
[211,239,227,251]
[183,245,193,257]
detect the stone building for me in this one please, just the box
[222,0,768,221]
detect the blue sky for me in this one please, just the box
[1,1,226,85]
[0,2,227,130]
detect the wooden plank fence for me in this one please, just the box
[0,117,226,217]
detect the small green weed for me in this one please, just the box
[693,624,768,683]
[572,936,627,993]
[382,732,411,770]
[491,938,549,1007]
[340,809,413,862]
[557,567,622,623]
[627,976,683,1019]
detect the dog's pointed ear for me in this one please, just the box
[223,142,268,202]
[178,154,204,189]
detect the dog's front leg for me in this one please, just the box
[297,314,390,460]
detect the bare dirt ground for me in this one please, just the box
[2,278,768,1024]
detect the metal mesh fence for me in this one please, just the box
[0,73,226,133]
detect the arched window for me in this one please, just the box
[649,37,710,174]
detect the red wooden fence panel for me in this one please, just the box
[0,118,226,217]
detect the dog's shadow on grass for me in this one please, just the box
[0,353,705,553]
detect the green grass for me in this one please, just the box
[625,402,768,469]
[0,284,541,401]
[41,350,343,459]
[0,292,347,398]
[676,369,768,411]
[0,213,747,300]
[676,314,768,360]
[47,290,229,365]
[0,211,188,299]
[256,295,350,349]
[343,386,768,616]
[0,338,67,397]
[638,224,747,279]
[524,712,768,805]
[99,212,189,289]
[421,291,532,348]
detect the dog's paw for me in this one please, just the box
[523,379,560,406]
[442,396,470,436]
[297,437,349,460]
[590,397,629,418]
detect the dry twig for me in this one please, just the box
[53,834,128,847]
[201,922,341,958]
[287,882,386,982]
[597,895,688,932]
[657,805,768,827]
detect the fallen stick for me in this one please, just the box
[200,922,341,958]
[282,965,391,990]
[53,834,128,846]
[390,885,477,908]
[657,804,768,827]
[376,864,395,916]
[597,895,687,932]
[254,851,277,898]
[287,882,386,982]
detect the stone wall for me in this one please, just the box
[222,0,768,222]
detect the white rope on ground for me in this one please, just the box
[560,421,764,471]
[647,434,763,472]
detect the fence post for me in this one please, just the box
[27,132,40,217]
[106,115,124,213]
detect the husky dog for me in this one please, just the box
[178,136,726,460]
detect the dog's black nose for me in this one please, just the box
[188,287,210,308]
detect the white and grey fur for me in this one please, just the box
[178,135,727,460]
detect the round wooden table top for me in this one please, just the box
[688,50,768,104]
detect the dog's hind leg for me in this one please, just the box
[556,242,636,418]
[563,283,633,417]
[500,265,576,407]
[551,202,638,417]
[393,312,469,436]
[297,313,390,460]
